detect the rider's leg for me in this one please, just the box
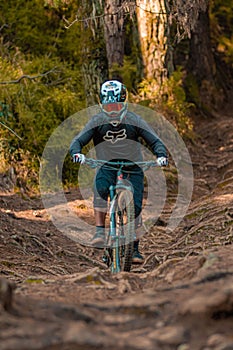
[91,208,107,246]
[128,169,145,264]
[94,208,106,226]
[132,239,144,263]
[92,167,115,246]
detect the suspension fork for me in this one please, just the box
[109,166,124,236]
[109,185,116,239]
[109,167,129,273]
[109,184,121,272]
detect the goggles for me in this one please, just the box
[102,102,125,116]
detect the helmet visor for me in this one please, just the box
[102,102,125,116]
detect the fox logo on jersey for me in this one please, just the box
[103,129,127,144]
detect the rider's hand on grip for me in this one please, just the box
[157,156,168,166]
[72,153,86,164]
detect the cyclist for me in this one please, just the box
[70,80,168,264]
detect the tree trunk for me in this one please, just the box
[136,0,171,85]
[186,6,224,110]
[103,0,125,80]
[187,7,215,85]
[81,1,108,106]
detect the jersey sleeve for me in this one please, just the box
[69,118,96,156]
[137,117,167,158]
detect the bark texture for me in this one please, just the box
[136,0,168,83]
[188,7,215,84]
[81,1,108,106]
[103,0,125,69]
[186,6,226,109]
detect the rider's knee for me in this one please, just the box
[93,193,108,209]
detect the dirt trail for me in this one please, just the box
[0,105,233,350]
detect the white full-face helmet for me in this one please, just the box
[99,80,128,124]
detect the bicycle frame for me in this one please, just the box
[83,158,158,273]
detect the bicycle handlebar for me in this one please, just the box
[84,158,159,171]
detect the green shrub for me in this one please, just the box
[136,68,194,138]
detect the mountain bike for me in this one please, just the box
[83,158,158,273]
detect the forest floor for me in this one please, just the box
[0,101,233,350]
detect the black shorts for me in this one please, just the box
[93,165,144,221]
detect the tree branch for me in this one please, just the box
[0,67,58,85]
[0,121,23,140]
[63,1,166,30]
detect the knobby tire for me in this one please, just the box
[116,189,135,272]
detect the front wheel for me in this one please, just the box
[116,189,135,272]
